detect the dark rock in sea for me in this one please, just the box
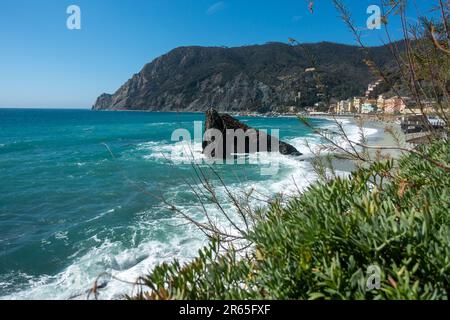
[202,108,302,158]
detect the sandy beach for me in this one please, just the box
[310,117,405,174]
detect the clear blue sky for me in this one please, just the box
[0,0,433,108]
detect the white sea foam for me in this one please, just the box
[1,215,207,300]
[145,121,191,127]
[85,208,117,223]
[288,118,378,156]
[141,140,205,163]
[54,231,69,241]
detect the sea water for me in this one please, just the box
[0,109,376,299]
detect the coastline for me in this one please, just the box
[310,117,404,174]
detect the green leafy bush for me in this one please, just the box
[134,140,449,300]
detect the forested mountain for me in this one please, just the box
[93,41,397,112]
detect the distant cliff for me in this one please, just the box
[93,42,396,112]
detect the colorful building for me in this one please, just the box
[384,96,407,114]
[336,99,356,113]
[377,95,386,111]
[360,103,377,114]
[353,97,364,113]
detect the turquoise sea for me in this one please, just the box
[0,109,368,299]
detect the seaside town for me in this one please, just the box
[245,78,441,118]
[308,79,435,116]
[232,77,445,120]
[229,78,447,147]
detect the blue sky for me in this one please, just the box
[0,0,433,108]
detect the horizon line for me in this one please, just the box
[0,106,92,110]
